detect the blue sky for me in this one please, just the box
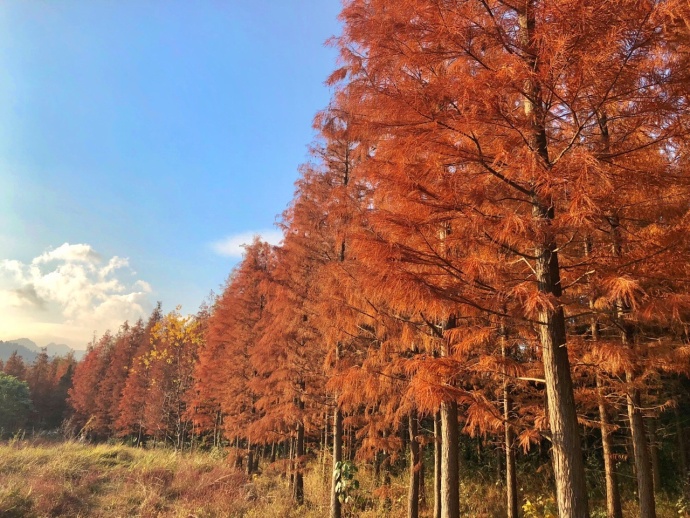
[0,1,342,348]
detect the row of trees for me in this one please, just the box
[68,1,690,518]
[0,350,76,433]
[68,306,204,447]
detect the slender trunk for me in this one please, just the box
[597,375,623,518]
[383,452,392,510]
[674,406,688,484]
[504,393,518,518]
[190,422,195,452]
[607,202,654,518]
[588,260,623,518]
[330,407,343,518]
[234,437,243,469]
[288,436,295,489]
[496,438,503,484]
[402,421,410,468]
[440,400,459,518]
[247,450,254,476]
[648,418,661,494]
[213,410,220,448]
[322,414,329,482]
[419,444,426,509]
[437,313,460,518]
[627,380,656,518]
[519,2,589,515]
[502,329,518,518]
[295,422,305,504]
[271,441,276,463]
[434,412,442,518]
[408,412,420,518]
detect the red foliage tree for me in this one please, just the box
[3,351,26,380]
[328,1,690,516]
[115,304,163,442]
[192,239,275,457]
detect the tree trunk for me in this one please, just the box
[253,447,260,472]
[504,387,518,518]
[533,207,589,518]
[648,417,661,494]
[247,446,254,477]
[213,410,221,448]
[537,275,589,518]
[597,374,623,518]
[589,282,623,518]
[235,438,244,469]
[434,411,442,518]
[502,329,518,518]
[606,201,654,518]
[288,436,295,489]
[408,412,420,518]
[322,414,329,482]
[419,444,426,509]
[383,453,392,510]
[347,426,356,462]
[440,400,459,518]
[496,439,503,484]
[627,381,656,518]
[295,422,305,504]
[330,407,343,518]
[519,1,589,514]
[674,406,688,486]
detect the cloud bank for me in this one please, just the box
[211,229,283,258]
[0,243,153,348]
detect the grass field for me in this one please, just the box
[0,440,686,517]
[0,440,358,518]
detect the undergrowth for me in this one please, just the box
[0,440,685,517]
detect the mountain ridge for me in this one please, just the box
[0,338,85,363]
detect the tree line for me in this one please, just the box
[0,350,76,433]
[67,2,690,518]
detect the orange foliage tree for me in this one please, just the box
[327,1,690,516]
[58,4,690,518]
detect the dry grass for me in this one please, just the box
[0,441,685,517]
[0,440,248,517]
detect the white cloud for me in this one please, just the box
[211,229,283,258]
[32,242,101,265]
[0,243,153,348]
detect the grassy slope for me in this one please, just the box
[0,441,685,517]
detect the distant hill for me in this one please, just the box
[44,342,76,357]
[8,338,39,351]
[0,342,38,363]
[0,338,85,363]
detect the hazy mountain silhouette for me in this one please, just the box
[0,338,85,362]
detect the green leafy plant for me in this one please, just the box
[0,373,32,436]
[333,460,359,505]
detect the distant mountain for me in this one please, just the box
[8,338,39,352]
[0,342,38,363]
[0,339,85,363]
[44,342,76,357]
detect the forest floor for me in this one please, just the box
[0,440,686,517]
